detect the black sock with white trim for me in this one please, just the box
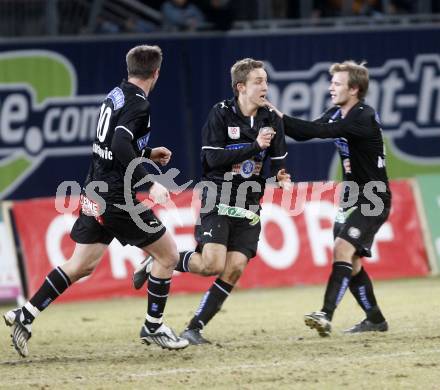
[187,278,233,330]
[23,266,71,324]
[175,251,195,273]
[145,275,171,332]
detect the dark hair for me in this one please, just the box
[126,45,162,79]
[230,58,265,96]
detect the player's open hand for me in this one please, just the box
[150,147,172,166]
[264,99,284,119]
[277,168,292,191]
[149,182,170,205]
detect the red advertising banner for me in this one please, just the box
[11,180,429,303]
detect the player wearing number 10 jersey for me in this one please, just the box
[3,45,188,357]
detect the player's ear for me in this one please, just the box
[236,82,245,94]
[350,85,359,97]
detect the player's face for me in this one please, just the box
[329,71,357,106]
[241,68,268,108]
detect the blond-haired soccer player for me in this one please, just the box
[134,58,291,344]
[268,61,390,336]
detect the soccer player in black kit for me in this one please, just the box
[4,45,188,357]
[134,58,291,344]
[179,58,291,344]
[176,58,290,345]
[267,61,390,337]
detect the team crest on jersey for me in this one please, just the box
[240,160,255,178]
[228,126,240,139]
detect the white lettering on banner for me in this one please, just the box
[303,201,393,265]
[266,54,440,140]
[1,94,27,143]
[46,214,76,267]
[258,203,299,269]
[304,201,337,266]
[157,207,197,251]
[108,242,144,279]
[368,221,394,262]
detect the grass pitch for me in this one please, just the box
[1,277,440,389]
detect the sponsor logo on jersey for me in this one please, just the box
[136,133,150,151]
[107,87,125,110]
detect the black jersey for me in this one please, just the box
[83,80,153,204]
[201,97,287,210]
[283,102,391,204]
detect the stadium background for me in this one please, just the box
[0,0,439,332]
[0,0,440,299]
[2,2,440,388]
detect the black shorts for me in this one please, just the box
[333,205,390,257]
[194,212,261,259]
[71,201,166,248]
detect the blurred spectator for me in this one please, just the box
[387,0,415,14]
[352,0,383,16]
[94,15,120,34]
[202,0,234,31]
[228,0,259,21]
[161,0,205,31]
[312,0,342,18]
[312,0,384,18]
[124,16,159,33]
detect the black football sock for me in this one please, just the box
[23,266,71,324]
[145,275,171,332]
[187,278,233,330]
[321,261,353,321]
[349,267,386,323]
[175,251,195,273]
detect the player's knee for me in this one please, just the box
[157,250,179,270]
[201,263,223,276]
[200,256,224,276]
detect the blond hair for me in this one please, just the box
[330,61,369,100]
[230,58,265,96]
[126,45,162,80]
